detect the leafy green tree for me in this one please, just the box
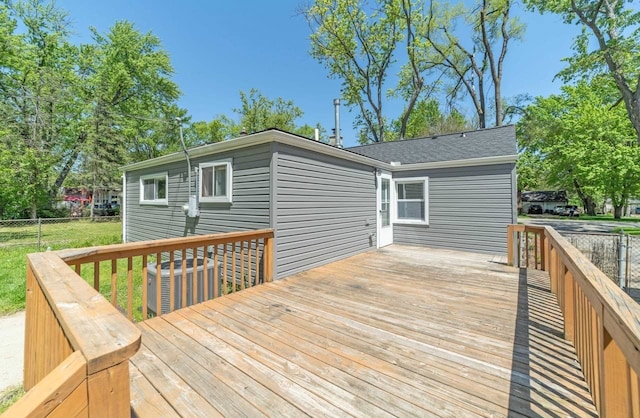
[0,0,78,218]
[518,78,640,218]
[515,149,546,192]
[391,99,471,138]
[304,0,438,143]
[188,115,236,145]
[234,88,303,134]
[524,0,640,142]
[294,123,327,141]
[71,21,181,217]
[0,1,183,218]
[423,0,524,128]
[188,89,324,143]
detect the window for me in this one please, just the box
[199,159,232,203]
[139,173,168,205]
[394,177,428,224]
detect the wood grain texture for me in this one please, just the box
[23,263,73,390]
[1,351,86,418]
[27,252,141,375]
[87,360,130,418]
[130,245,597,417]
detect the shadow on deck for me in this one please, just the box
[130,245,597,417]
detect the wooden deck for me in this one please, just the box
[129,245,597,417]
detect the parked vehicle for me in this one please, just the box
[93,203,116,216]
[527,204,543,214]
[555,205,580,217]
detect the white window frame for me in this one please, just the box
[139,172,168,205]
[392,177,429,225]
[199,159,233,203]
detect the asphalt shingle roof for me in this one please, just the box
[346,125,517,164]
[521,190,568,202]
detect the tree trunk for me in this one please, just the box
[51,132,87,195]
[614,205,623,219]
[573,179,596,215]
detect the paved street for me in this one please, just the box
[520,216,640,234]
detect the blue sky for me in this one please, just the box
[56,0,580,147]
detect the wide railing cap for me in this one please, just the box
[28,252,141,374]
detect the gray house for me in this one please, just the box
[122,125,517,279]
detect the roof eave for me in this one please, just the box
[122,130,517,173]
[121,130,390,172]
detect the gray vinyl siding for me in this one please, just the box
[393,163,515,254]
[275,144,376,279]
[125,144,272,242]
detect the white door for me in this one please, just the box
[377,173,393,247]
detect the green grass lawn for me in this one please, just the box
[0,220,123,316]
[576,214,640,223]
[612,226,640,235]
[0,385,25,413]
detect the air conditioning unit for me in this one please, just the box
[147,257,216,316]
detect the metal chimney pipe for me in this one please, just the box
[333,98,342,148]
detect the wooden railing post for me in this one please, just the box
[563,269,575,341]
[544,229,550,272]
[23,261,74,391]
[549,246,557,295]
[540,230,547,271]
[507,225,514,266]
[264,236,274,282]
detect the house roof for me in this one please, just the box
[521,190,568,203]
[346,125,517,164]
[122,127,517,173]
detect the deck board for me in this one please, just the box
[130,245,598,417]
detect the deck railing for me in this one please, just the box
[2,252,141,417]
[507,224,640,417]
[3,229,274,417]
[56,229,274,321]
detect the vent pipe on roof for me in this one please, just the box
[334,98,342,148]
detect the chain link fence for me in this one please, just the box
[0,217,122,251]
[563,232,640,303]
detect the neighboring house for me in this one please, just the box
[521,190,568,213]
[122,125,517,280]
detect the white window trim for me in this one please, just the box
[392,177,429,225]
[139,172,168,205]
[199,159,233,203]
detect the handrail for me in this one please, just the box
[56,229,274,263]
[2,252,141,417]
[57,229,275,321]
[4,229,275,416]
[507,224,640,417]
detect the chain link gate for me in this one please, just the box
[563,231,640,303]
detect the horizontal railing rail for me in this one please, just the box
[56,229,275,321]
[2,252,141,417]
[507,224,640,417]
